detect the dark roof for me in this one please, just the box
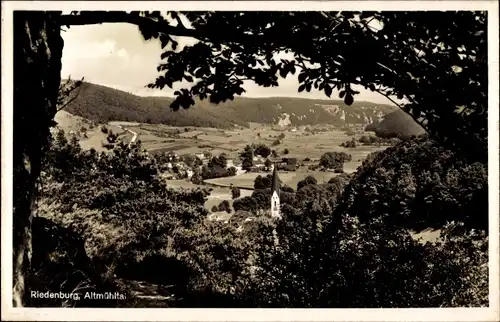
[271,163,280,193]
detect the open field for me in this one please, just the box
[119,122,387,162]
[204,170,343,190]
[54,111,132,152]
[165,179,253,210]
[58,110,386,163]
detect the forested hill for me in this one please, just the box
[63,82,397,129]
[365,109,426,139]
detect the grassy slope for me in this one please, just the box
[53,110,132,152]
[64,82,397,129]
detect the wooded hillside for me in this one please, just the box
[64,82,396,128]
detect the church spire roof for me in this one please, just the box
[271,162,280,194]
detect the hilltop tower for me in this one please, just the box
[270,163,281,219]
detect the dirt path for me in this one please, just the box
[116,278,174,307]
[117,125,138,147]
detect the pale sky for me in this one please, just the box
[61,23,392,104]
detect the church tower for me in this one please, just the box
[270,163,281,219]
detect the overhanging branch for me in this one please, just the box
[57,11,268,44]
[58,11,202,39]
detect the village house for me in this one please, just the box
[276,157,298,171]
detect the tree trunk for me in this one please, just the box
[13,11,63,307]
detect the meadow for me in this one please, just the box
[204,170,341,190]
[55,111,134,152]
[164,179,252,211]
[56,114,388,216]
[107,121,385,162]
[103,121,388,213]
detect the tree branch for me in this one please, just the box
[57,11,264,44]
[58,11,202,39]
[57,84,83,112]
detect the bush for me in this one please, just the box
[106,131,118,144]
[100,125,108,134]
[340,138,357,148]
[216,200,232,213]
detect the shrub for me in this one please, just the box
[217,200,232,213]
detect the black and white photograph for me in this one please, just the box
[1,1,499,321]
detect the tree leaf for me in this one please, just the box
[344,93,354,106]
[298,72,307,83]
[325,85,332,98]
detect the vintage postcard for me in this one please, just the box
[1,1,499,321]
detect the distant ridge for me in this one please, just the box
[63,82,397,129]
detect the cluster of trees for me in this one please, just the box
[233,173,346,213]
[240,145,254,170]
[317,152,352,172]
[254,144,272,158]
[336,136,488,232]
[230,140,486,308]
[181,153,203,168]
[340,137,358,148]
[240,144,276,171]
[199,153,237,180]
[340,135,400,148]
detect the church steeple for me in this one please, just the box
[271,162,280,194]
[270,162,281,219]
